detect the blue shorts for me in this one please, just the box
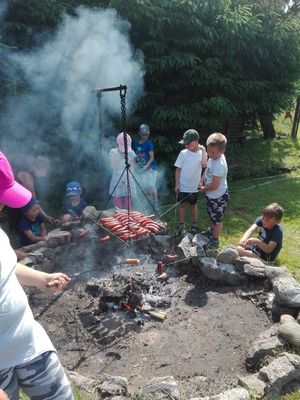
[206,191,229,224]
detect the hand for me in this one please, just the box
[239,238,247,247]
[199,186,206,193]
[245,238,259,246]
[45,273,71,292]
[175,185,179,194]
[46,216,57,225]
[198,144,206,151]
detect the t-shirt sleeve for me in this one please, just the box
[18,218,32,232]
[254,216,262,226]
[211,160,226,177]
[147,140,154,152]
[174,151,184,168]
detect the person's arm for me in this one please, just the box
[23,229,45,244]
[17,171,36,197]
[239,223,258,246]
[199,175,221,192]
[199,145,207,168]
[15,263,71,292]
[245,237,278,254]
[40,222,47,237]
[175,168,181,194]
[143,150,154,170]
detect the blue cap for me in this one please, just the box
[22,198,39,213]
[66,181,81,197]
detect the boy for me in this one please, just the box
[200,132,229,248]
[237,203,283,262]
[18,198,47,246]
[132,123,159,212]
[175,129,207,235]
[61,180,87,225]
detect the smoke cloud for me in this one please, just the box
[0,6,144,203]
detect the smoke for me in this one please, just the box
[0,6,144,203]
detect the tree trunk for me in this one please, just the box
[258,112,276,139]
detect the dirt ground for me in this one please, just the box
[28,239,272,398]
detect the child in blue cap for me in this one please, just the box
[61,181,87,226]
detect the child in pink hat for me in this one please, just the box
[109,132,137,210]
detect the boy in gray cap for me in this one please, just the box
[174,129,207,235]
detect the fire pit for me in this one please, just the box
[21,221,300,398]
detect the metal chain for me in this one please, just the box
[120,88,129,168]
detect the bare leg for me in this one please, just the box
[179,202,186,224]
[213,222,222,239]
[237,245,264,260]
[191,203,198,224]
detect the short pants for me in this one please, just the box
[206,190,229,224]
[177,191,198,205]
[0,351,73,400]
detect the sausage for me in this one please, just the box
[100,235,111,242]
[166,254,178,260]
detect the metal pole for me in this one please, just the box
[291,95,300,139]
[97,92,104,152]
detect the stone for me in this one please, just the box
[205,248,219,259]
[68,371,96,390]
[142,376,180,400]
[178,235,198,259]
[246,333,285,370]
[45,229,72,248]
[235,257,265,270]
[217,245,239,264]
[191,387,250,400]
[258,352,300,397]
[297,312,300,324]
[265,266,289,282]
[242,264,266,278]
[273,276,300,308]
[81,206,101,220]
[21,241,46,252]
[98,376,128,396]
[143,294,171,307]
[192,233,210,248]
[278,317,300,347]
[265,295,299,322]
[217,262,247,286]
[199,258,246,285]
[237,374,266,398]
[19,257,35,266]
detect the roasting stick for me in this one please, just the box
[60,258,141,280]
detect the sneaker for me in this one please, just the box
[176,223,186,237]
[190,224,198,235]
[202,227,214,237]
[205,237,220,249]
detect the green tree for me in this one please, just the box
[109,0,300,141]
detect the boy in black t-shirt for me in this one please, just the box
[18,198,47,246]
[237,203,283,262]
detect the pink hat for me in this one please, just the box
[0,151,32,208]
[116,132,132,153]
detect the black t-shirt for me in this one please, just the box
[254,216,283,261]
[18,214,45,246]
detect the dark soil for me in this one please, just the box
[28,239,272,398]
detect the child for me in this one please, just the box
[109,132,137,210]
[200,132,229,248]
[132,123,159,212]
[237,203,283,262]
[175,129,207,235]
[61,180,87,226]
[18,198,47,246]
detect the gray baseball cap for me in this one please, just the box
[138,123,150,135]
[179,129,199,145]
